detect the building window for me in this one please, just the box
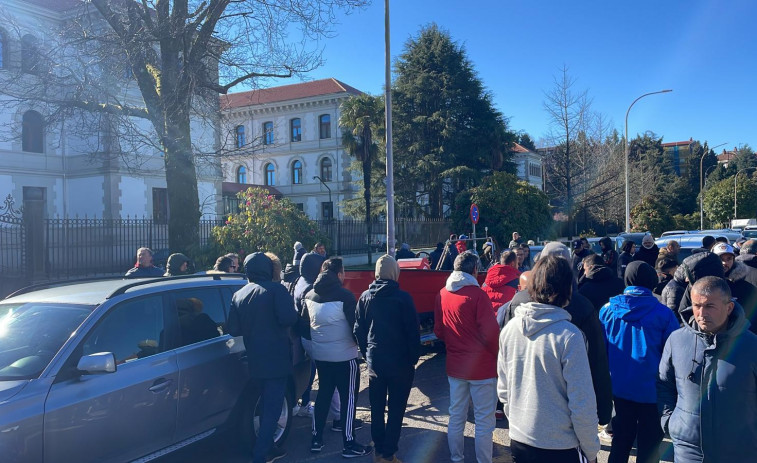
[152,188,169,223]
[22,110,44,153]
[294,203,304,212]
[21,34,40,74]
[319,114,331,139]
[236,165,247,184]
[263,121,273,145]
[235,125,245,148]
[529,163,541,177]
[290,118,301,142]
[292,160,302,185]
[265,163,275,186]
[322,201,333,220]
[320,157,333,182]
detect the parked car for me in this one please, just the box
[655,232,743,263]
[0,275,310,463]
[743,226,757,240]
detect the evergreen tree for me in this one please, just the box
[392,24,515,218]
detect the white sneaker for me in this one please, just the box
[297,403,314,417]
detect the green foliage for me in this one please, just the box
[703,175,757,226]
[518,133,537,151]
[213,188,327,264]
[732,144,757,172]
[452,172,552,243]
[672,212,700,231]
[392,24,516,218]
[631,196,674,236]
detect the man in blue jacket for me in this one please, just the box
[226,252,298,463]
[657,276,757,462]
[599,261,679,463]
[354,255,420,463]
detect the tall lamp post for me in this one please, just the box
[313,175,332,216]
[624,89,673,232]
[734,167,757,223]
[700,142,728,229]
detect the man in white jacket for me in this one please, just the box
[497,255,599,463]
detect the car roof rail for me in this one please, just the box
[106,272,247,299]
[4,275,128,299]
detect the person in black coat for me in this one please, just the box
[226,252,298,463]
[600,236,619,276]
[571,239,593,282]
[618,240,636,279]
[504,242,613,426]
[654,256,678,296]
[633,235,659,268]
[354,255,420,462]
[714,243,757,334]
[578,254,626,313]
[676,251,726,324]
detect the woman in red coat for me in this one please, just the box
[482,250,520,311]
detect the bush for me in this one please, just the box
[213,188,328,265]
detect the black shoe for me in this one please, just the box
[342,441,373,458]
[265,446,287,462]
[332,418,364,432]
[310,436,324,453]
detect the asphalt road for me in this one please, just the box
[162,347,674,463]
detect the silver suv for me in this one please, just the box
[0,275,309,463]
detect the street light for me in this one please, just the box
[624,89,673,232]
[734,167,757,223]
[700,142,728,229]
[313,175,332,218]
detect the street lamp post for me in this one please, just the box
[624,89,673,232]
[734,167,757,223]
[313,175,332,216]
[700,142,728,230]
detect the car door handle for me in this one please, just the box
[148,378,173,393]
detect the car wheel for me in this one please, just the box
[240,385,294,451]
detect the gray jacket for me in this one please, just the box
[498,302,600,460]
[657,302,757,462]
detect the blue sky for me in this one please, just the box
[293,0,757,151]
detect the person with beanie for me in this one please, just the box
[395,243,415,260]
[599,261,679,463]
[354,255,420,463]
[713,242,757,333]
[578,254,625,313]
[226,252,298,463]
[293,241,306,267]
[633,235,659,268]
[163,253,191,276]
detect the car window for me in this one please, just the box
[171,288,224,347]
[82,295,165,364]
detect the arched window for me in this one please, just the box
[263,121,273,145]
[319,114,331,139]
[292,160,302,185]
[290,118,301,142]
[236,165,247,184]
[22,110,44,153]
[21,35,40,74]
[320,157,332,182]
[235,125,245,148]
[265,163,275,186]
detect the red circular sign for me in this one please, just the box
[470,204,480,224]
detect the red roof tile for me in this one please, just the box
[511,143,530,153]
[220,78,362,110]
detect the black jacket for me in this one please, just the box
[654,272,674,296]
[226,252,298,379]
[676,252,726,321]
[292,252,326,340]
[506,286,613,425]
[737,252,757,270]
[634,244,659,268]
[354,279,420,376]
[571,249,593,281]
[578,265,626,313]
[618,252,634,279]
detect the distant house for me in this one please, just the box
[219,78,363,219]
[661,138,695,176]
[717,147,738,167]
[512,143,544,190]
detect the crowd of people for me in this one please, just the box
[123,231,757,463]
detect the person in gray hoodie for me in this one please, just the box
[657,276,757,462]
[498,255,600,463]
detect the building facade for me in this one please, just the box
[219,78,362,219]
[512,143,544,190]
[0,0,223,222]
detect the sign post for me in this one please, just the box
[470,203,480,252]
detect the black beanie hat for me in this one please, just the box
[624,261,658,290]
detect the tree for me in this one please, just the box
[213,187,327,264]
[452,172,552,244]
[392,24,515,218]
[732,144,757,172]
[0,0,365,253]
[703,175,757,226]
[630,196,675,236]
[518,132,537,151]
[339,94,384,263]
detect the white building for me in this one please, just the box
[0,0,223,222]
[512,142,544,190]
[219,78,362,219]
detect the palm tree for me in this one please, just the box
[340,94,384,264]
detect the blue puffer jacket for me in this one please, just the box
[599,286,679,403]
[657,302,757,462]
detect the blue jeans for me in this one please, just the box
[447,376,497,463]
[252,377,287,463]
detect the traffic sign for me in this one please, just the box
[470,203,480,224]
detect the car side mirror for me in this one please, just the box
[77,352,116,374]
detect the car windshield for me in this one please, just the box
[743,230,757,239]
[0,303,93,380]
